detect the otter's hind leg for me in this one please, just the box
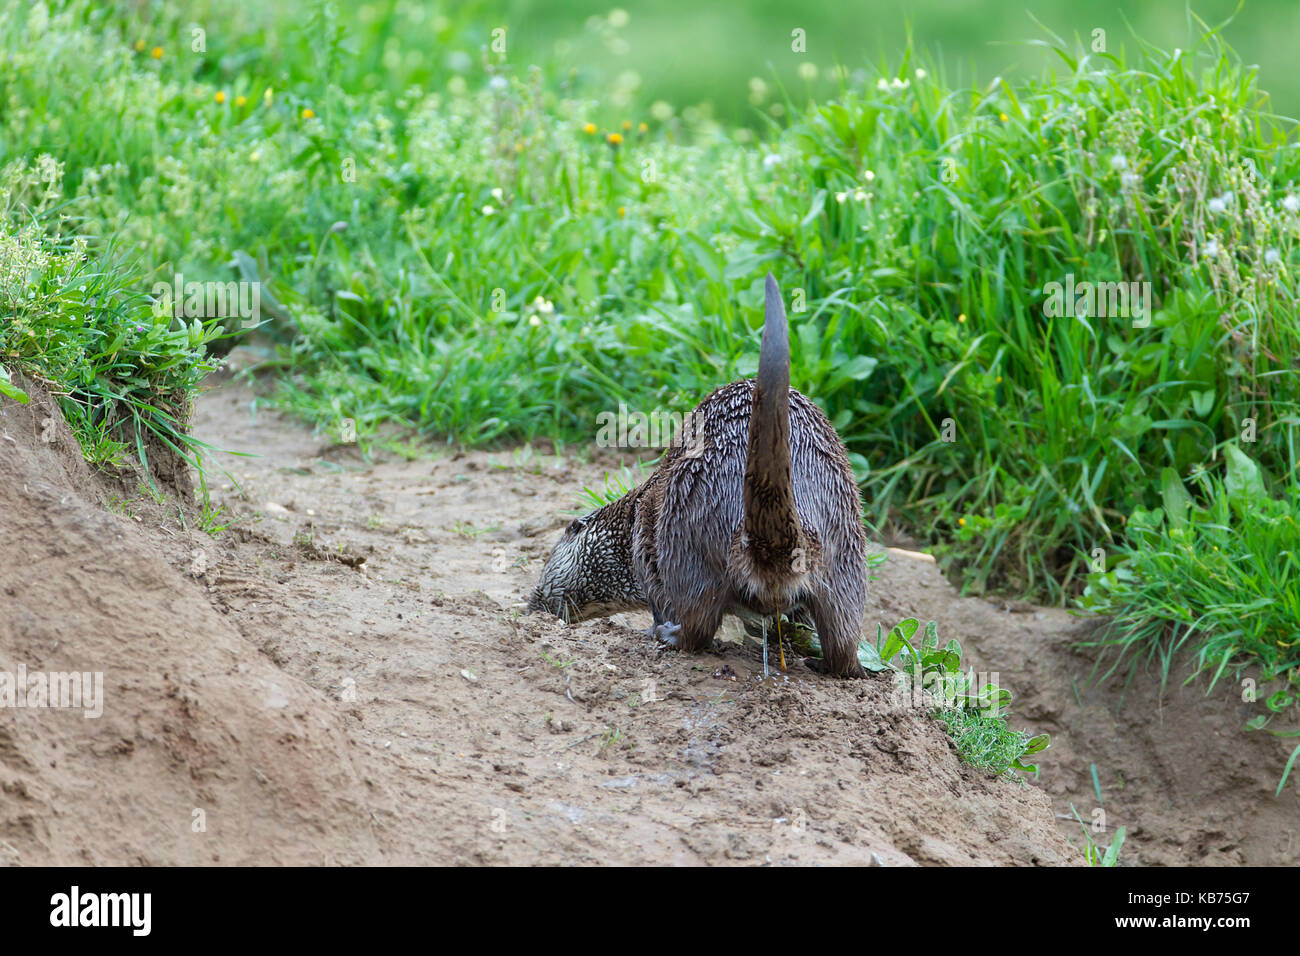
[806,576,867,678]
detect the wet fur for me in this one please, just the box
[528,275,867,678]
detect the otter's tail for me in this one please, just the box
[743,273,802,572]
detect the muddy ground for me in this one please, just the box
[2,361,1297,865]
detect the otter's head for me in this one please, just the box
[526,506,643,623]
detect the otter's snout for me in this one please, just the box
[525,582,568,622]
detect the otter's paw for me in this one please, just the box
[653,621,683,648]
[804,657,868,679]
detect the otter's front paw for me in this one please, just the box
[653,621,682,647]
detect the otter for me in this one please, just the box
[527,274,867,678]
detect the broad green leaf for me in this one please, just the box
[0,366,29,404]
[1224,444,1268,513]
[722,247,768,282]
[856,641,891,673]
[799,189,827,228]
[678,233,723,284]
[1160,467,1193,530]
[1102,827,1126,867]
[826,354,879,390]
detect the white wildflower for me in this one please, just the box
[1208,191,1234,214]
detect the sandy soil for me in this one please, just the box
[2,361,1297,865]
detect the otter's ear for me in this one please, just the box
[566,517,587,535]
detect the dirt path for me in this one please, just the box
[196,362,1300,866]
[165,367,1079,865]
[5,364,1295,865]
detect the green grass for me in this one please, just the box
[0,155,221,481]
[574,463,649,512]
[790,32,1300,603]
[1068,805,1127,867]
[1079,445,1300,695]
[932,707,1041,775]
[866,617,1050,778]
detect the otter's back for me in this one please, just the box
[655,381,861,568]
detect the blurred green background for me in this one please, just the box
[432,0,1300,121]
